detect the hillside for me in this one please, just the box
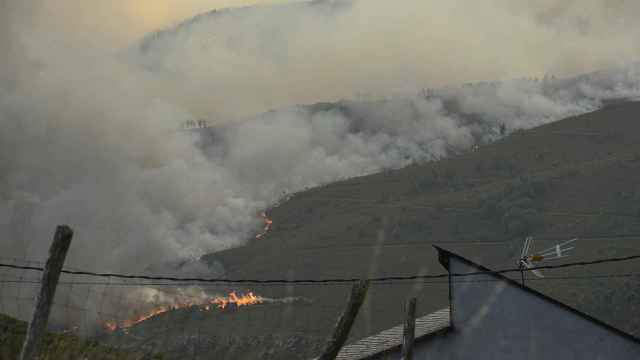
[41,101,637,360]
[194,101,640,358]
[5,1,640,359]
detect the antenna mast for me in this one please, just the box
[517,236,577,286]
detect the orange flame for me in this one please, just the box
[211,291,263,309]
[104,321,118,332]
[255,212,273,239]
[103,291,264,333]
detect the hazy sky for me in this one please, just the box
[106,0,299,41]
[9,0,296,47]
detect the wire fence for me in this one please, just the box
[1,253,640,359]
[2,253,640,283]
[0,259,351,359]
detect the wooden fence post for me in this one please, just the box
[400,297,417,360]
[19,225,73,360]
[318,280,370,360]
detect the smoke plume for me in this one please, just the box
[1,0,640,280]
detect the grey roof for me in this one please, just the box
[324,308,451,360]
[435,246,640,345]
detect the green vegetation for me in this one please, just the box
[445,176,551,242]
[0,313,162,360]
[478,176,550,239]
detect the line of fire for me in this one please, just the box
[103,292,264,333]
[102,212,275,334]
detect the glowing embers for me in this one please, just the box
[255,212,273,239]
[103,291,264,333]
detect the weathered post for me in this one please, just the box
[19,225,73,360]
[318,280,370,360]
[400,297,417,360]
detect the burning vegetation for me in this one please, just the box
[255,212,273,239]
[103,291,264,333]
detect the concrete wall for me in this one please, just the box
[371,255,640,359]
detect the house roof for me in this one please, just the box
[434,245,640,345]
[329,308,451,360]
[315,247,640,360]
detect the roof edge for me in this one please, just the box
[433,245,451,271]
[433,245,640,345]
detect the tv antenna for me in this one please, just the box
[517,236,577,285]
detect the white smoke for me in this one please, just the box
[1,0,640,279]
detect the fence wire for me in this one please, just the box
[1,263,353,360]
[1,254,640,360]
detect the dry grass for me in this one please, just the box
[0,314,163,360]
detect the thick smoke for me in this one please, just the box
[131,0,640,118]
[1,0,640,279]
